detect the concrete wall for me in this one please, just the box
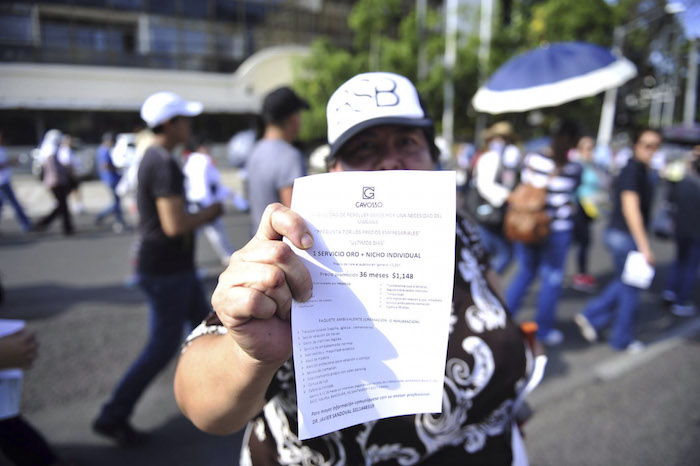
[0,44,310,114]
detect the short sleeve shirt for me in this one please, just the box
[97,145,120,187]
[188,214,528,465]
[246,139,306,234]
[136,145,194,275]
[608,158,654,233]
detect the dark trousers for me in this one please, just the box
[573,206,593,275]
[36,185,73,234]
[96,183,124,225]
[0,416,58,465]
[97,270,210,423]
[0,182,32,231]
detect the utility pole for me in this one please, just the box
[596,25,625,149]
[475,0,493,148]
[417,0,428,81]
[442,0,458,157]
[662,26,682,128]
[684,38,698,126]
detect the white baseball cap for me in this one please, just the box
[326,72,434,158]
[140,91,203,128]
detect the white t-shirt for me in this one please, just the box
[184,152,229,207]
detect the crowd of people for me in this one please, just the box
[463,120,700,349]
[0,70,698,465]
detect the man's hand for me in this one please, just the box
[0,329,38,370]
[211,203,313,368]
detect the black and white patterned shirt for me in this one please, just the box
[188,214,529,465]
[519,153,582,232]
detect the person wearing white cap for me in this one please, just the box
[175,73,537,465]
[93,91,222,446]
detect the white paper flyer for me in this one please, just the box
[286,170,456,439]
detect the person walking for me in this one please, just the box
[571,136,607,292]
[660,146,700,317]
[504,120,582,346]
[246,86,308,236]
[58,135,85,215]
[575,128,662,352]
[92,92,223,446]
[466,121,521,273]
[175,72,540,465]
[183,140,236,266]
[95,132,127,232]
[0,132,33,233]
[34,130,76,236]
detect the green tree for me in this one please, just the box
[294,0,661,146]
[527,0,615,46]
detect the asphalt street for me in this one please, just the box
[0,171,698,466]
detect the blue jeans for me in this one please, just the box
[505,229,573,339]
[664,236,700,305]
[477,224,513,274]
[0,182,32,231]
[582,229,639,350]
[96,183,124,225]
[97,270,210,423]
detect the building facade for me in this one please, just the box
[0,0,354,144]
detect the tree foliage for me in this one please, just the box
[294,0,691,146]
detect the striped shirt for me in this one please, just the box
[519,152,582,231]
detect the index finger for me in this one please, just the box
[255,203,313,250]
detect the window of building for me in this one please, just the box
[183,1,209,18]
[149,0,177,15]
[182,28,209,55]
[150,24,178,54]
[0,13,33,45]
[110,0,144,10]
[41,21,72,49]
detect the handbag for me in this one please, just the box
[503,168,558,244]
[464,188,505,227]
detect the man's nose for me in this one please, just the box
[374,145,404,170]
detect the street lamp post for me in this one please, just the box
[442,0,458,158]
[683,38,698,126]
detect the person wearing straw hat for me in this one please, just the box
[466,121,521,274]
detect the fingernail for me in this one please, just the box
[302,289,313,302]
[301,233,313,249]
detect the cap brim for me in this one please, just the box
[329,116,434,159]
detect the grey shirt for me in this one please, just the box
[246,139,306,235]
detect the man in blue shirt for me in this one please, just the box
[95,132,126,232]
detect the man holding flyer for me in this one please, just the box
[175,72,534,464]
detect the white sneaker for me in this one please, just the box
[625,340,645,354]
[540,329,564,346]
[670,304,697,317]
[574,313,598,343]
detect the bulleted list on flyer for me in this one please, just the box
[286,170,456,439]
